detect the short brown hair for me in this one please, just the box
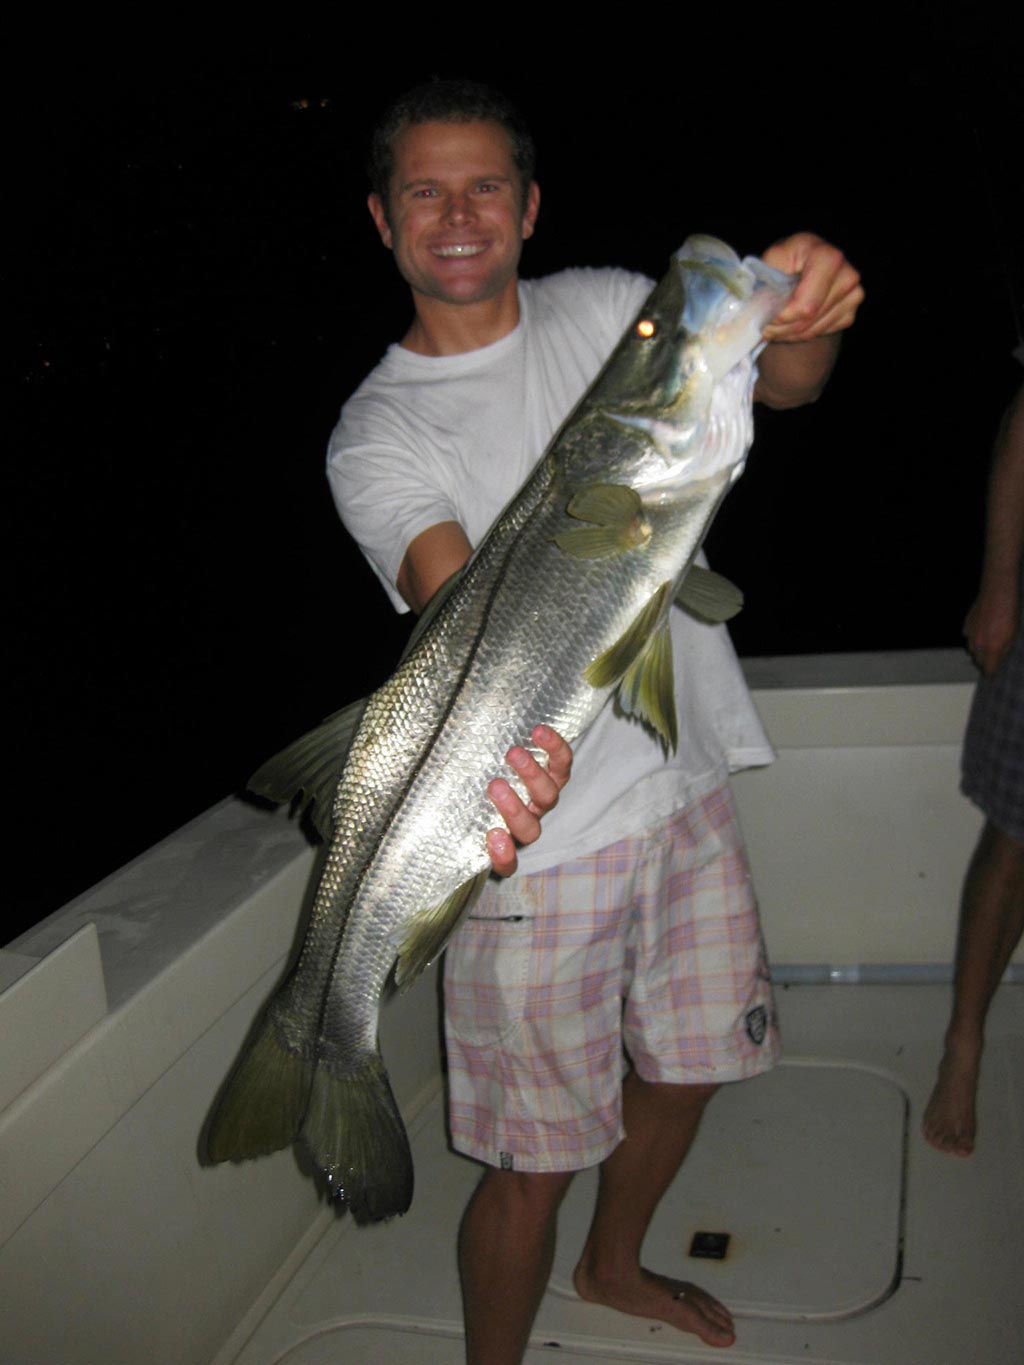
[368,78,536,214]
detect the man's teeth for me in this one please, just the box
[434,243,485,258]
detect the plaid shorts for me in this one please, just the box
[443,783,779,1173]
[961,609,1024,844]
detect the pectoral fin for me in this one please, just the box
[247,696,367,841]
[675,564,744,622]
[393,869,490,991]
[554,482,651,559]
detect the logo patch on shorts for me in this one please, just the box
[745,1005,768,1046]
[500,1151,514,1170]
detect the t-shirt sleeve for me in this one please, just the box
[587,267,657,335]
[327,398,456,615]
[527,267,655,360]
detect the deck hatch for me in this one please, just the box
[553,1059,907,1321]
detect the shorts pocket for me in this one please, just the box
[444,887,535,1048]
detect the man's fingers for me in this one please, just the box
[486,726,574,877]
[486,826,518,878]
[531,723,572,790]
[762,284,863,342]
[506,744,560,816]
[761,235,863,340]
[488,776,543,844]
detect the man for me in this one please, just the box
[923,384,1024,1156]
[328,80,863,1361]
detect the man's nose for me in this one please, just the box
[444,191,475,224]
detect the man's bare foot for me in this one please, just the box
[573,1262,736,1348]
[922,1040,980,1156]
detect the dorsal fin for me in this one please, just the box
[615,618,677,753]
[584,583,678,752]
[247,696,367,841]
[584,582,672,689]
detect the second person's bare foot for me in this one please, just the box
[922,1040,980,1156]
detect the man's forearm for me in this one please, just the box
[753,232,862,409]
[754,332,841,410]
[979,387,1024,596]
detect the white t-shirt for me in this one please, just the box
[327,268,773,874]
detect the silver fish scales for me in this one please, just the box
[206,234,796,1220]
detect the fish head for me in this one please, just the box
[674,234,798,380]
[579,235,797,494]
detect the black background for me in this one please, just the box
[8,31,1022,941]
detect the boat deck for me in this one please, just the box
[230,981,1024,1365]
[5,655,1022,1365]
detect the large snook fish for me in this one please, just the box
[207,235,796,1220]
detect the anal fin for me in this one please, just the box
[393,869,490,990]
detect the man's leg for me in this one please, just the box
[448,789,768,1359]
[923,820,1024,1155]
[573,1072,736,1348]
[458,1166,574,1365]
[570,787,772,1348]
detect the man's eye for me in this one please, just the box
[477,182,500,193]
[412,187,437,199]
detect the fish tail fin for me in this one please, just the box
[301,1050,413,1222]
[206,1009,313,1162]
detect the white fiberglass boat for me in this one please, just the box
[2,651,1021,1364]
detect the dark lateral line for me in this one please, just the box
[309,464,559,1057]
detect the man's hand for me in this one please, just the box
[755,233,864,410]
[761,232,864,343]
[486,725,573,877]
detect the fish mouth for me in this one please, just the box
[431,242,487,259]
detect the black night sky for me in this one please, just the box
[8,34,1023,942]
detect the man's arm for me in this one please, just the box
[397,521,475,614]
[754,233,864,410]
[398,521,573,876]
[964,386,1024,677]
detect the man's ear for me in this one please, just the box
[521,182,540,241]
[368,193,393,249]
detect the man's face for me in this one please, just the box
[368,120,540,311]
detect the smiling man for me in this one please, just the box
[367,119,540,346]
[328,79,863,1363]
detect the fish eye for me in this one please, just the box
[636,319,657,339]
